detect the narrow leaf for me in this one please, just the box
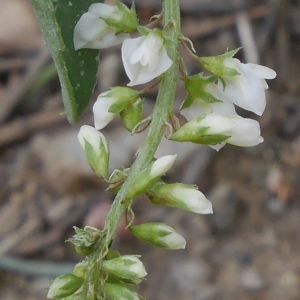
[30,0,101,124]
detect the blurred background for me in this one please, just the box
[0,0,300,299]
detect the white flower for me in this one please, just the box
[201,113,263,150]
[121,32,173,86]
[78,125,108,155]
[74,3,129,50]
[150,155,177,178]
[93,91,117,130]
[219,58,276,115]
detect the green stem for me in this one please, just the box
[102,0,181,248]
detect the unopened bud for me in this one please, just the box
[130,222,186,250]
[149,183,213,214]
[47,274,83,299]
[104,283,140,300]
[103,255,147,284]
[78,125,109,179]
[126,155,176,200]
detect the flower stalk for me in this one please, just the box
[78,0,181,297]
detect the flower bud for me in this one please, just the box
[78,125,109,179]
[93,87,141,130]
[102,255,147,284]
[149,183,213,214]
[120,98,144,132]
[47,274,83,299]
[104,283,140,300]
[130,222,186,250]
[170,113,263,151]
[126,155,176,200]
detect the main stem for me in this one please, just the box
[102,0,181,250]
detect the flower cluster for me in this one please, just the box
[60,2,277,300]
[172,49,276,150]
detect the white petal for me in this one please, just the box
[74,4,128,50]
[122,38,145,82]
[89,3,117,18]
[150,155,177,178]
[93,93,116,130]
[171,188,213,214]
[227,115,263,147]
[129,37,147,65]
[78,125,106,154]
[199,113,235,134]
[74,12,107,50]
[246,63,277,79]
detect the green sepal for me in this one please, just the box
[198,48,242,83]
[102,1,139,34]
[181,74,222,111]
[84,137,109,179]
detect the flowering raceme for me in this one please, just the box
[74,3,129,50]
[121,31,173,86]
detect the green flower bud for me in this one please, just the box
[47,274,83,299]
[148,182,213,214]
[126,155,176,200]
[130,222,186,250]
[103,255,147,284]
[104,283,140,300]
[78,125,109,179]
[120,98,144,132]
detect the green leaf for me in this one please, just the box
[30,0,101,124]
